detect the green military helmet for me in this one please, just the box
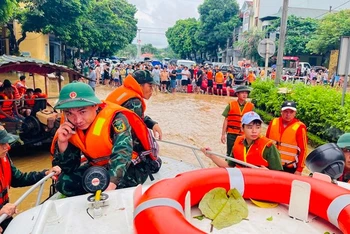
[54,81,101,109]
[337,133,350,149]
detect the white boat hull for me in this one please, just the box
[4,156,347,234]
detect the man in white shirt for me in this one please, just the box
[181,66,191,93]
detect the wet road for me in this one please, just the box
[9,85,313,213]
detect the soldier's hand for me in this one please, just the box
[0,203,18,217]
[46,166,62,177]
[106,182,117,190]
[56,121,76,143]
[152,124,162,140]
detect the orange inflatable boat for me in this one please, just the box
[133,168,350,234]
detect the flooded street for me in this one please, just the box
[9,84,313,213]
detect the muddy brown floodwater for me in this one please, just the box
[9,85,314,214]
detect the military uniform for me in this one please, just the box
[0,126,50,231]
[105,70,162,174]
[51,82,150,197]
[123,98,157,129]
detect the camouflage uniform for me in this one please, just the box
[52,112,149,197]
[1,156,47,230]
[123,98,157,129]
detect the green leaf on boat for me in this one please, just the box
[193,215,205,220]
[266,216,273,221]
[198,187,248,230]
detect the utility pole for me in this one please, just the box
[137,28,141,59]
[225,38,229,64]
[275,0,289,85]
[232,27,236,65]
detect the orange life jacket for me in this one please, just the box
[215,72,224,84]
[232,135,272,167]
[207,70,213,80]
[0,93,14,119]
[10,85,20,99]
[14,81,26,97]
[50,101,157,166]
[226,101,254,134]
[24,94,36,108]
[247,73,255,83]
[267,118,305,168]
[105,75,146,117]
[0,155,12,207]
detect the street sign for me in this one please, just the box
[258,39,276,58]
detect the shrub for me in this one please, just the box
[250,80,350,143]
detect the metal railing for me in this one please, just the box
[0,172,55,224]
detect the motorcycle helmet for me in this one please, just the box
[306,143,345,179]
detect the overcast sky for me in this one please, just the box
[128,0,246,48]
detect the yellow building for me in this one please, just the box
[13,20,50,62]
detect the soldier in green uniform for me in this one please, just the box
[0,126,61,231]
[51,82,151,197]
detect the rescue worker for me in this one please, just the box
[32,88,52,115]
[336,133,350,183]
[214,67,224,96]
[2,80,20,100]
[221,85,254,157]
[51,82,158,197]
[202,111,283,170]
[246,70,256,86]
[14,75,27,97]
[0,87,23,122]
[266,101,308,175]
[21,88,36,116]
[105,70,162,140]
[0,125,60,231]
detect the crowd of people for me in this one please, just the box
[76,58,259,96]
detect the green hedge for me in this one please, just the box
[250,79,350,144]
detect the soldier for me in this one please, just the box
[105,70,162,140]
[336,133,350,183]
[0,126,60,231]
[51,82,157,197]
[221,85,254,157]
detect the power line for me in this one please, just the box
[314,0,350,19]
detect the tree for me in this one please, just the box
[166,18,203,59]
[307,9,350,55]
[197,0,240,58]
[141,43,158,55]
[160,47,179,59]
[6,0,89,55]
[235,29,265,64]
[80,0,137,57]
[267,15,319,55]
[0,0,17,24]
[117,44,137,58]
[5,0,137,57]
